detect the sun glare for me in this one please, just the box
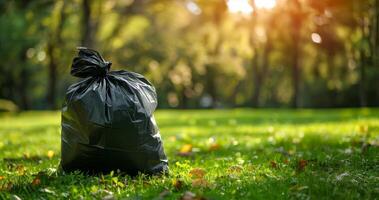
[311,33,322,44]
[255,0,277,9]
[227,0,254,15]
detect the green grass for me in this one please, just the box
[0,109,378,199]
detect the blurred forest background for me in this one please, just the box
[0,0,379,110]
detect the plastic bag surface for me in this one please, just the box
[61,47,168,175]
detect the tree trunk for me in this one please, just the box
[82,0,93,48]
[19,48,30,110]
[359,48,367,107]
[257,37,272,107]
[230,81,243,106]
[250,1,263,107]
[376,0,379,101]
[47,43,58,109]
[251,76,262,107]
[358,8,369,107]
[180,88,188,109]
[291,36,300,108]
[290,0,302,108]
[46,0,66,109]
[249,1,272,107]
[373,0,379,67]
[251,49,261,107]
[206,65,217,108]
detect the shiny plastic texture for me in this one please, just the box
[61,47,168,175]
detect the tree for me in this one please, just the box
[288,0,305,108]
[46,0,67,109]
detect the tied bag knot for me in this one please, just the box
[71,47,112,78]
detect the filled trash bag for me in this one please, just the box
[60,47,168,175]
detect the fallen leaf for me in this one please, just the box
[178,144,193,156]
[180,191,196,200]
[0,182,13,191]
[189,168,206,179]
[297,159,308,171]
[283,159,289,164]
[209,143,221,151]
[32,177,41,186]
[180,144,192,153]
[191,178,209,188]
[6,182,13,190]
[227,165,243,173]
[270,161,278,169]
[47,150,55,159]
[173,179,184,190]
[0,176,4,180]
[169,136,177,142]
[16,165,25,175]
[358,125,369,134]
[23,152,30,159]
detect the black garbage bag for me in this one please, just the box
[60,47,168,175]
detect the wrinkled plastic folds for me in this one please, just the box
[61,47,168,175]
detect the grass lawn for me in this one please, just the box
[0,109,378,199]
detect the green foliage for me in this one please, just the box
[0,109,378,199]
[0,0,379,109]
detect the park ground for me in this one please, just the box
[0,109,378,199]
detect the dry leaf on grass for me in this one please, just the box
[23,152,30,159]
[32,177,41,186]
[178,144,193,156]
[358,124,369,134]
[270,161,278,169]
[209,143,221,151]
[169,136,177,142]
[0,182,13,191]
[227,165,243,173]
[47,150,55,159]
[172,179,184,190]
[16,165,25,175]
[189,168,206,179]
[297,159,308,171]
